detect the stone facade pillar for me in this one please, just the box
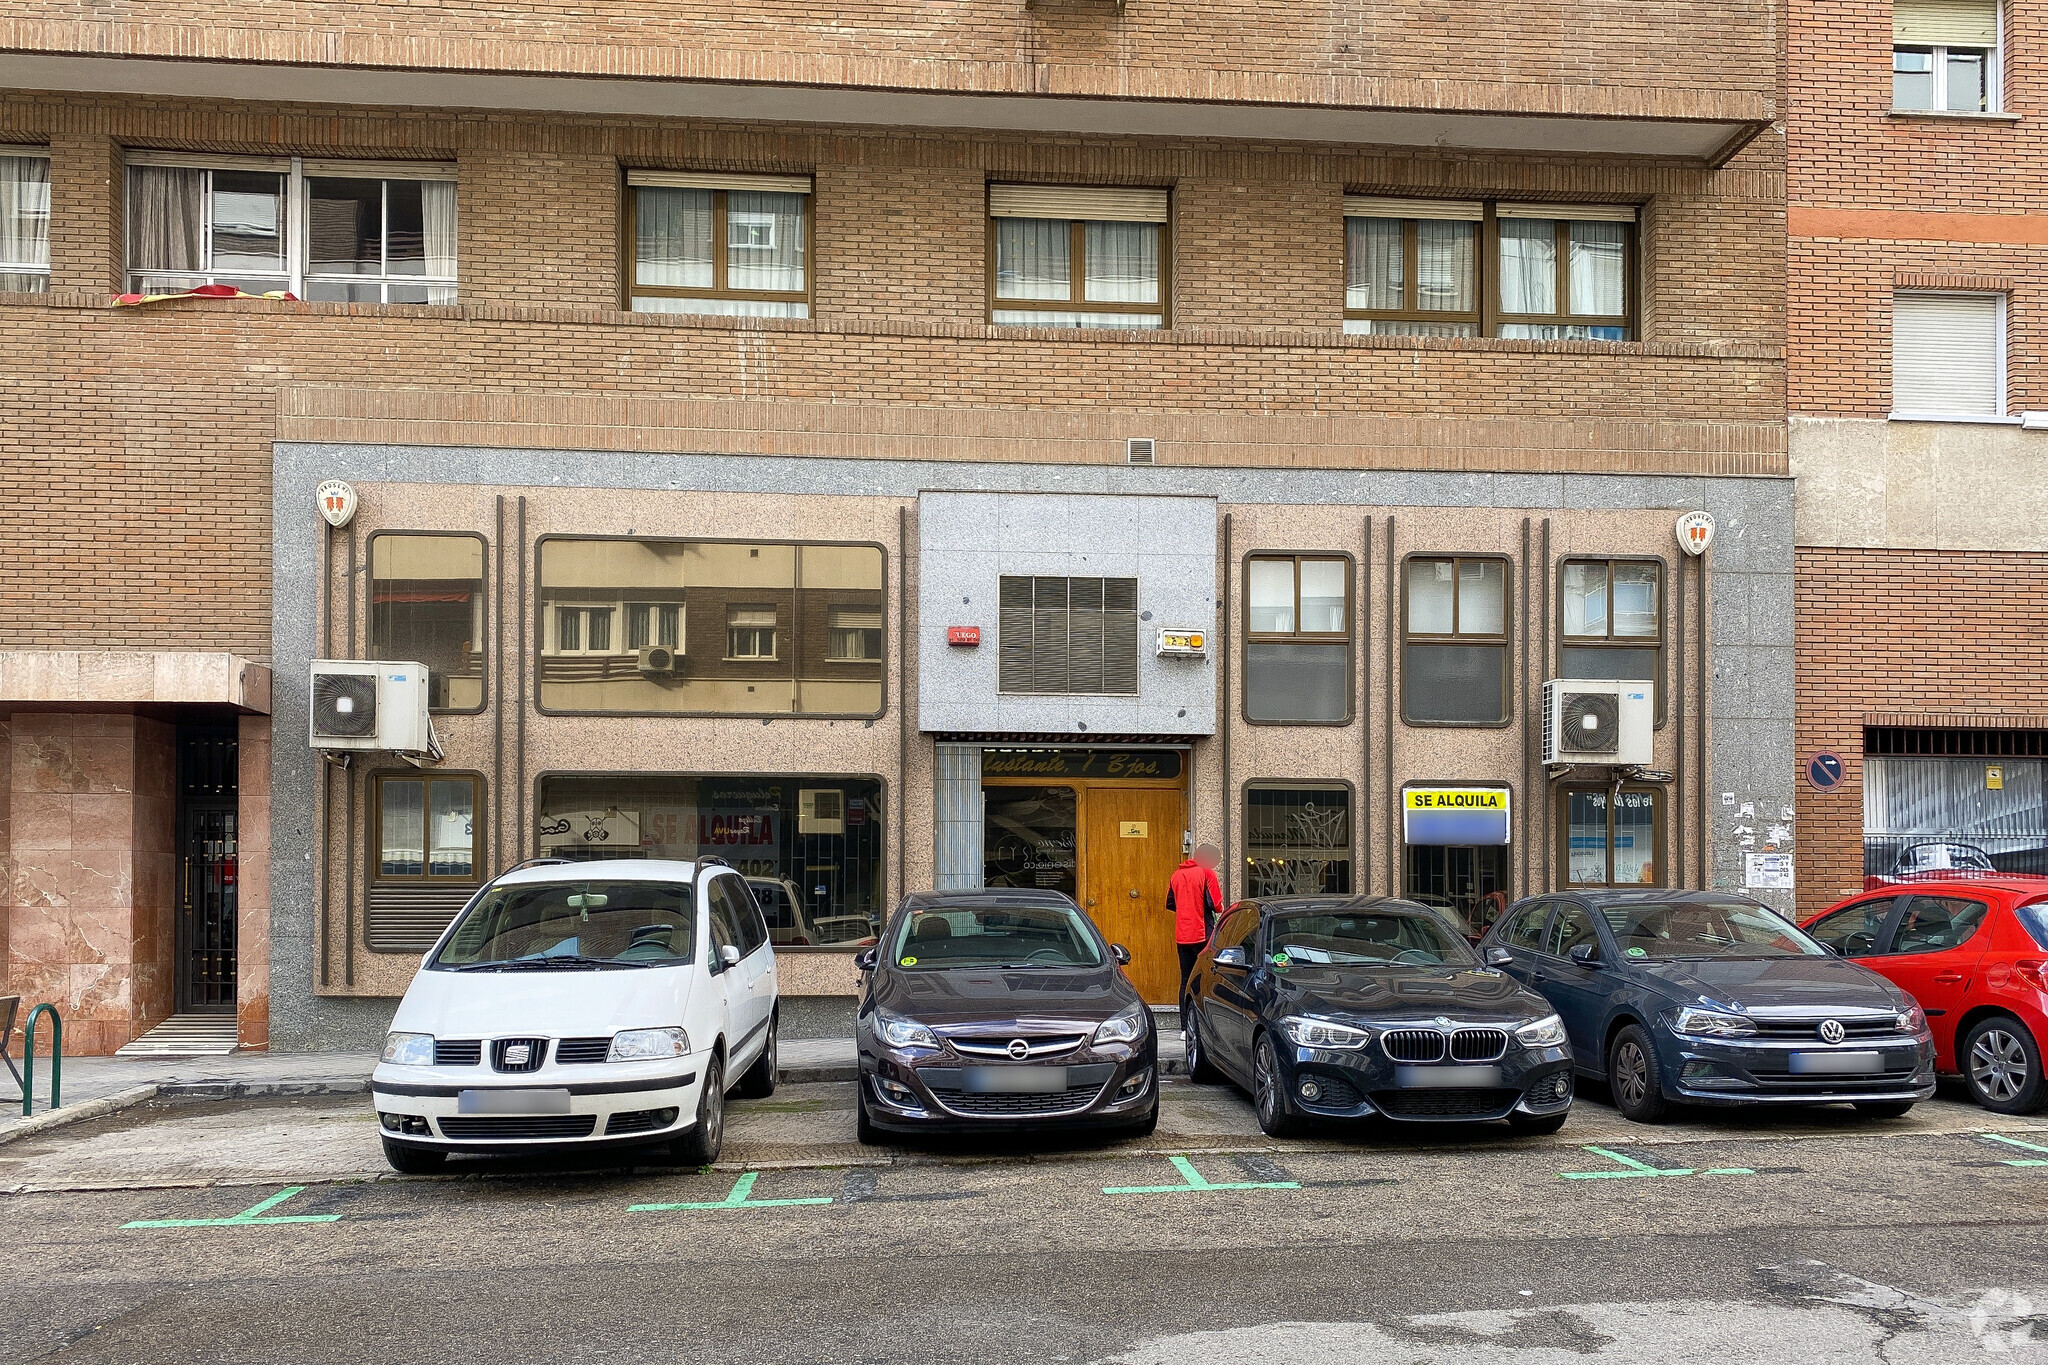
[236,714,271,1050]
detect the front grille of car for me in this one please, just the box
[947,1034,1089,1059]
[1749,1018,1899,1042]
[437,1115,598,1140]
[1748,1068,1921,1091]
[1381,1029,1447,1063]
[433,1040,482,1066]
[1450,1029,1510,1062]
[604,1107,680,1135]
[554,1037,613,1065]
[1371,1088,1519,1119]
[926,1080,1108,1116]
[1523,1071,1573,1106]
[491,1037,550,1073]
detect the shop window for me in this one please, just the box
[997,575,1140,695]
[1243,784,1353,896]
[374,773,480,881]
[1894,0,1997,111]
[1863,752,2048,879]
[1560,559,1662,711]
[1561,786,1663,887]
[625,171,810,318]
[1403,556,1509,725]
[0,150,50,294]
[989,184,1168,329]
[368,533,486,711]
[536,774,884,946]
[984,785,1079,898]
[536,539,884,717]
[1244,555,1352,724]
[1343,200,1479,337]
[1893,292,2003,417]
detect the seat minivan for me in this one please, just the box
[370,857,777,1172]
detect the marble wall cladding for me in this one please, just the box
[0,717,9,989]
[238,715,272,1050]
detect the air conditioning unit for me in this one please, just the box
[799,788,845,835]
[1542,678,1652,767]
[310,660,435,755]
[636,645,677,676]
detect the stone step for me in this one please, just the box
[113,1014,240,1058]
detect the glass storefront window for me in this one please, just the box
[536,774,885,945]
[1403,844,1509,940]
[537,539,885,716]
[369,533,486,710]
[983,786,1079,897]
[1244,784,1353,895]
[1563,786,1662,887]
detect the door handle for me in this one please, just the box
[1086,899,1096,907]
[1129,889,1140,899]
[1933,971,1964,984]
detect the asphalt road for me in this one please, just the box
[3,1081,2047,1364]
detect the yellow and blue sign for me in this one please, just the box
[1403,787,1511,847]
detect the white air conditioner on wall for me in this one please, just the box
[1542,678,1652,768]
[310,660,436,755]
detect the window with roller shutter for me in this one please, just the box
[1892,292,2004,417]
[997,575,1140,695]
[1893,0,1999,112]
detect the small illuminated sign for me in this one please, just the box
[1156,629,1206,658]
[947,626,981,647]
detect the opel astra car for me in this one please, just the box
[853,889,1158,1141]
[1482,890,1937,1123]
[1182,896,1575,1136]
[370,857,779,1172]
[1804,877,2048,1113]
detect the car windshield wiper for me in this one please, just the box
[447,954,632,971]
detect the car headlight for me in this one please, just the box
[1515,1013,1568,1048]
[1092,1004,1148,1047]
[1896,1004,1928,1035]
[1279,1016,1371,1050]
[1666,1007,1757,1038]
[875,1012,941,1050]
[382,1031,434,1066]
[608,1026,690,1061]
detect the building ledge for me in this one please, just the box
[0,651,273,713]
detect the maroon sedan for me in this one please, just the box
[1803,877,2048,1113]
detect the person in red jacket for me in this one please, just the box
[1166,843,1225,992]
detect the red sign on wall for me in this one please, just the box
[947,626,982,647]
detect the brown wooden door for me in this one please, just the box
[1080,787,1186,1005]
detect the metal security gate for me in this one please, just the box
[176,728,239,1014]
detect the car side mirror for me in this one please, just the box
[1213,947,1247,969]
[1567,942,1600,966]
[854,948,879,972]
[719,944,742,970]
[1111,944,1131,965]
[1484,946,1514,968]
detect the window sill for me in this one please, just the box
[1888,110,2021,122]
[1888,411,2023,425]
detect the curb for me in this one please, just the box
[0,1084,161,1147]
[0,1078,374,1148]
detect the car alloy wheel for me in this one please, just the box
[1970,1026,2030,1105]
[1612,1039,1648,1109]
[1252,1034,1304,1138]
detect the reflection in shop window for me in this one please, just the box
[1243,784,1352,895]
[368,533,486,711]
[1404,846,1510,939]
[827,606,883,661]
[984,786,1079,898]
[1563,786,1661,887]
[536,774,883,945]
[1863,751,2048,880]
[727,605,778,660]
[375,774,478,881]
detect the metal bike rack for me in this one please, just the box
[21,1003,61,1116]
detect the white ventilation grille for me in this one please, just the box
[1126,438,1156,465]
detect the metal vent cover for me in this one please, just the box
[1125,438,1156,465]
[312,672,377,738]
[1559,690,1621,753]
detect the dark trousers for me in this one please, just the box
[1177,942,1202,995]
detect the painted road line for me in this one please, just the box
[1979,1133,2048,1167]
[123,1186,342,1229]
[629,1171,834,1212]
[1103,1154,1301,1196]
[1562,1145,1755,1180]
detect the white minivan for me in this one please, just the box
[370,856,778,1173]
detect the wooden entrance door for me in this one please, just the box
[1080,786,1186,1005]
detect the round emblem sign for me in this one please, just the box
[1807,752,1845,791]
[1819,1019,1846,1046]
[1007,1039,1031,1060]
[316,479,359,529]
[1675,510,1716,557]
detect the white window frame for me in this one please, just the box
[549,603,622,656]
[299,161,458,305]
[1892,0,2002,114]
[0,147,50,291]
[726,606,779,662]
[1890,289,2012,424]
[624,601,685,653]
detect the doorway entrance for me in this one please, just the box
[981,748,1187,1005]
[175,726,239,1014]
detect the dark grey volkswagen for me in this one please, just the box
[852,889,1158,1142]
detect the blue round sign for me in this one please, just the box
[1807,752,1845,791]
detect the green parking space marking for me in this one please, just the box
[123,1186,342,1230]
[629,1171,834,1213]
[1979,1133,2048,1167]
[1102,1155,1301,1196]
[1561,1145,1755,1180]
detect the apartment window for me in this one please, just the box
[998,575,1141,694]
[0,150,50,293]
[1244,784,1353,896]
[375,773,480,882]
[1894,0,1998,112]
[1244,554,1352,723]
[1497,206,1632,340]
[368,533,486,712]
[1562,785,1662,887]
[1343,199,1479,336]
[625,171,810,318]
[1894,292,2004,417]
[125,155,457,301]
[1404,556,1509,724]
[1560,559,1662,706]
[536,538,884,716]
[989,185,1168,329]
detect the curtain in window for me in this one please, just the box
[1416,220,1475,313]
[1562,562,1607,636]
[1345,218,1402,310]
[0,156,49,270]
[1569,222,1626,316]
[128,165,206,274]
[1458,561,1505,634]
[1083,221,1159,303]
[1299,560,1347,633]
[636,186,713,289]
[423,179,458,302]
[1498,218,1556,315]
[725,190,804,292]
[994,218,1071,300]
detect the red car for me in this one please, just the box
[1802,878,2048,1113]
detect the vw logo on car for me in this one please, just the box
[1820,1019,1847,1045]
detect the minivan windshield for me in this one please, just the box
[890,902,1103,970]
[1601,900,1824,959]
[432,880,696,970]
[1268,911,1477,967]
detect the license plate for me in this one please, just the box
[1395,1065,1503,1089]
[963,1067,1067,1094]
[457,1088,572,1115]
[1789,1051,1882,1075]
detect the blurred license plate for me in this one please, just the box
[457,1088,571,1115]
[964,1067,1067,1094]
[1395,1066,1502,1089]
[1789,1051,1881,1075]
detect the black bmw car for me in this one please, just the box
[1183,895,1575,1136]
[852,889,1158,1142]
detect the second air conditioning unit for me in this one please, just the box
[1542,678,1652,768]
[636,645,677,676]
[310,660,435,755]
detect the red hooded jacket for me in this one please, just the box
[1166,858,1224,945]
